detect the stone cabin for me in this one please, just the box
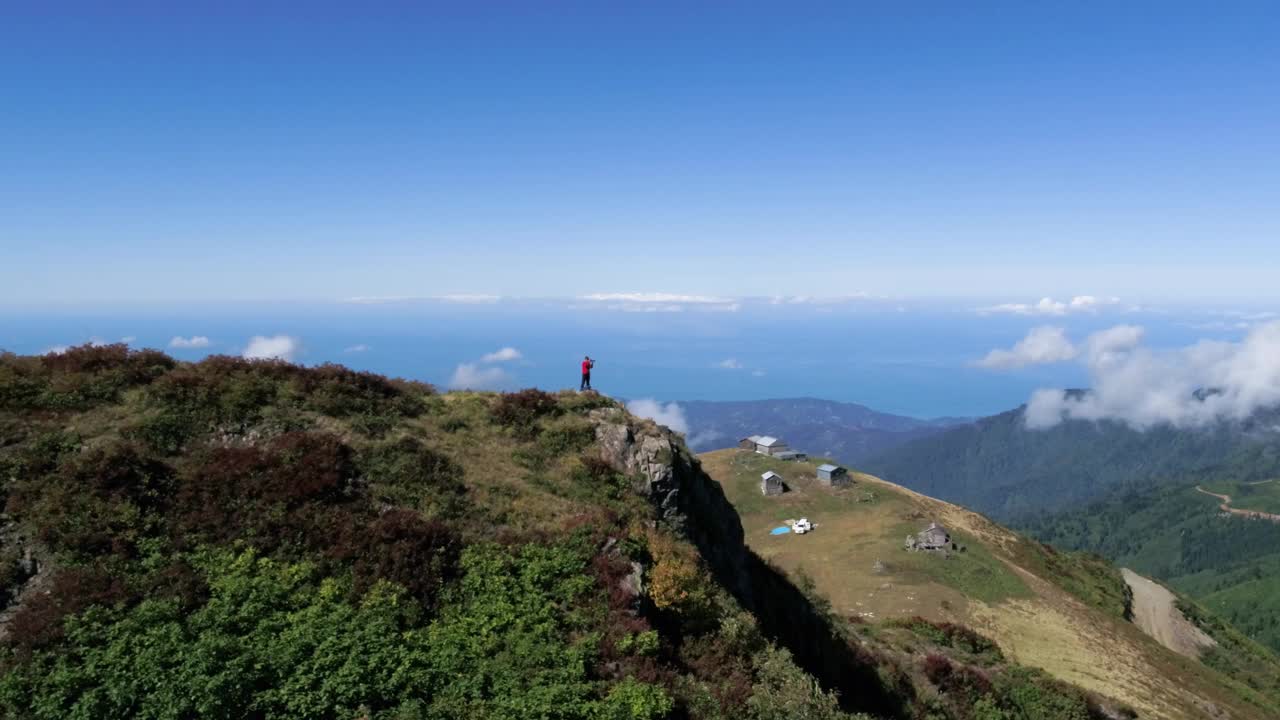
[816,463,850,487]
[761,471,784,496]
[905,522,952,552]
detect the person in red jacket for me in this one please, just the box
[580,355,594,391]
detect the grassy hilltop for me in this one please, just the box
[700,449,1280,720]
[0,344,1276,719]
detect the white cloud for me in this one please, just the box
[448,363,511,390]
[344,344,370,353]
[582,293,728,304]
[242,335,300,361]
[438,294,502,304]
[121,336,137,344]
[718,358,744,369]
[707,302,742,312]
[481,347,522,363]
[625,398,689,434]
[687,428,726,448]
[770,293,878,305]
[975,326,1078,369]
[581,292,739,313]
[342,294,502,305]
[42,345,68,355]
[979,295,1120,316]
[1025,320,1280,430]
[169,335,211,349]
[609,303,685,313]
[343,295,416,304]
[751,369,767,377]
[1083,324,1144,366]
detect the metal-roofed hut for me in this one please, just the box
[755,436,789,456]
[816,463,850,487]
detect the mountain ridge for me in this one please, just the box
[677,397,971,462]
[862,402,1280,521]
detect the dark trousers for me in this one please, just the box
[580,373,591,390]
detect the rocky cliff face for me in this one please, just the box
[590,408,906,717]
[591,408,753,604]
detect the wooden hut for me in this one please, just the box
[760,471,784,496]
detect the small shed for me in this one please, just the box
[774,450,808,461]
[816,463,850,487]
[755,436,789,456]
[739,435,762,450]
[760,471,784,496]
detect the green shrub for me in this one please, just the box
[991,667,1092,720]
[887,617,1003,663]
[0,542,614,720]
[601,677,674,720]
[557,390,618,414]
[746,646,848,720]
[616,630,661,657]
[0,345,173,411]
[541,416,597,456]
[358,437,467,518]
[126,410,199,455]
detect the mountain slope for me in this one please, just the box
[862,403,1280,520]
[678,398,967,462]
[700,448,1280,719]
[2,344,1200,720]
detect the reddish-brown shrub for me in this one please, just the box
[922,653,954,686]
[291,363,425,418]
[491,388,560,429]
[678,635,754,713]
[144,558,209,610]
[579,455,619,482]
[40,344,174,381]
[329,509,461,609]
[172,432,356,550]
[6,567,132,652]
[5,443,173,559]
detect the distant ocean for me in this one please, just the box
[0,300,1250,419]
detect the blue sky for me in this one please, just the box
[3,3,1278,303]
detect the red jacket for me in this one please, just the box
[582,360,592,374]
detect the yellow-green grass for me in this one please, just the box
[700,449,1029,623]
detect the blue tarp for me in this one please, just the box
[770,526,791,535]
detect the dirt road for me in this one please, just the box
[1194,486,1280,522]
[1120,568,1216,659]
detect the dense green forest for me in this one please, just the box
[1022,481,1280,654]
[863,401,1280,520]
[0,345,1138,719]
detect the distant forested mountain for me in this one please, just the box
[1021,476,1280,654]
[677,397,969,463]
[861,404,1280,521]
